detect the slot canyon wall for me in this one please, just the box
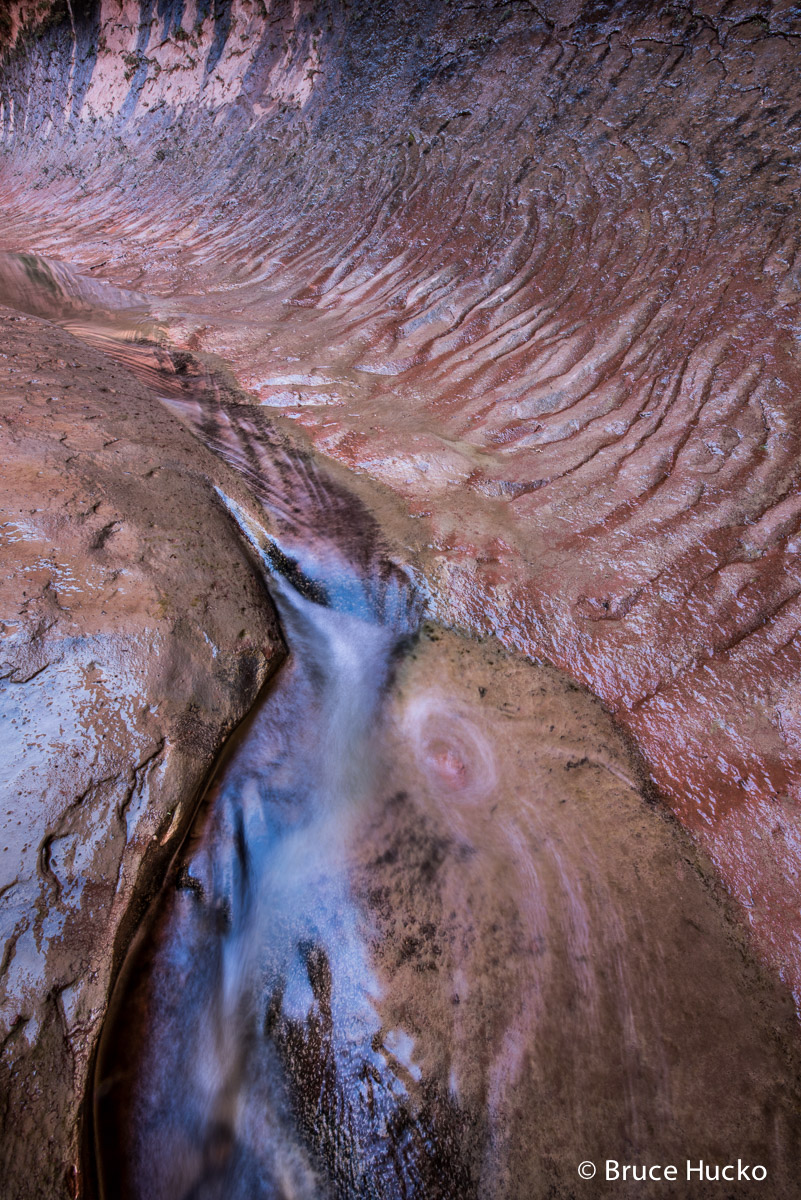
[2,0,801,1193]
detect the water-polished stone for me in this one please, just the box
[0,309,283,1198]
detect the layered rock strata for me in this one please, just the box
[2,0,799,1002]
[0,0,801,1185]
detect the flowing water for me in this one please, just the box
[2,252,801,1197]
[93,424,433,1199]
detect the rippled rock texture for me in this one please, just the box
[0,307,282,1196]
[2,0,801,1184]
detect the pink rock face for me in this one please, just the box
[1,0,801,1186]
[1,0,800,1004]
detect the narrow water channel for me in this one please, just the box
[2,251,801,1197]
[93,419,432,1199]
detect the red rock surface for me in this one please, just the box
[1,0,799,1010]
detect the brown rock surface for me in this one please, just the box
[0,307,282,1196]
[95,604,801,1196]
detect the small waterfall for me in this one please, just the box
[2,248,800,1199]
[91,401,473,1199]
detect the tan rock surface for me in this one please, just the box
[0,308,283,1196]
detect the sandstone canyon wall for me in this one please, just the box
[2,0,801,1195]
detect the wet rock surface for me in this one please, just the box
[1,0,801,1195]
[1,0,800,1003]
[0,308,282,1197]
[96,620,801,1198]
[361,628,801,1197]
